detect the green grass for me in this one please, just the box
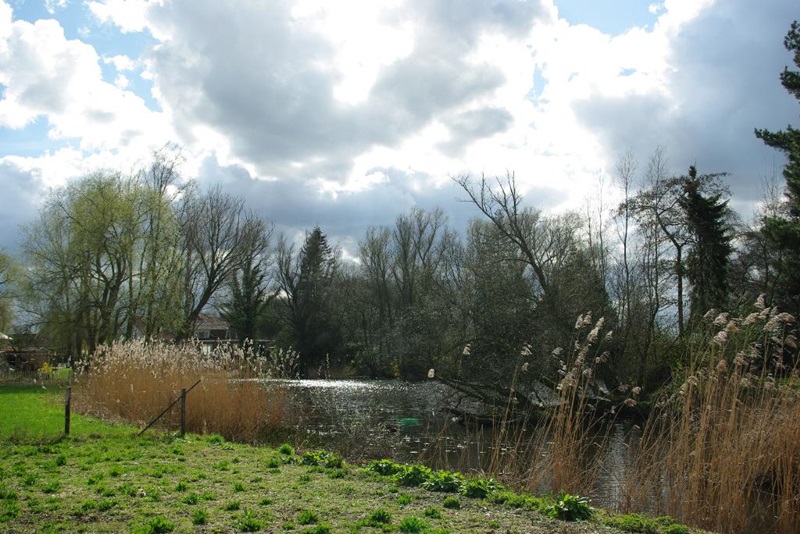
[0,386,696,533]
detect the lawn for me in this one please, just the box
[0,386,692,533]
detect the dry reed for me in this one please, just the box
[74,339,300,443]
[621,302,800,533]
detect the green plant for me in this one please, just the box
[423,470,463,493]
[237,509,264,532]
[395,465,432,487]
[297,509,319,525]
[423,506,442,519]
[546,492,592,521]
[137,515,174,534]
[182,493,199,505]
[398,516,428,533]
[233,481,245,492]
[224,500,241,511]
[442,496,460,510]
[191,509,208,525]
[277,443,294,456]
[461,478,498,499]
[396,494,412,505]
[366,508,392,525]
[300,450,343,468]
[366,459,403,477]
[301,525,331,534]
[175,481,188,492]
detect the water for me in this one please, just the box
[265,379,634,504]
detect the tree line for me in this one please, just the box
[1,21,798,394]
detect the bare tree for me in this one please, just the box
[177,185,272,338]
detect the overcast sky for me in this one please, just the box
[1,0,798,257]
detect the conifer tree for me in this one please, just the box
[755,20,800,313]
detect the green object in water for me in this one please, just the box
[397,418,420,428]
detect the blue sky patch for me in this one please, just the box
[554,0,659,35]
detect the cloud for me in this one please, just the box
[135,0,547,183]
[569,0,798,204]
[0,6,169,152]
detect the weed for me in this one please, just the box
[134,515,175,534]
[461,478,498,499]
[366,508,392,525]
[395,465,431,487]
[191,509,208,525]
[423,506,442,519]
[55,454,66,466]
[233,482,245,492]
[297,509,319,525]
[182,493,199,505]
[300,450,343,468]
[224,500,241,511]
[546,492,592,521]
[442,496,460,510]
[175,481,188,492]
[237,509,264,532]
[398,516,428,533]
[422,470,463,493]
[301,524,332,534]
[277,443,294,456]
[397,494,412,505]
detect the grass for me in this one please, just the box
[0,385,673,533]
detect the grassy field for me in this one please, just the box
[0,386,696,534]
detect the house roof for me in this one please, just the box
[195,313,229,331]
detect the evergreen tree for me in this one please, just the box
[219,251,273,345]
[755,20,800,314]
[276,226,341,375]
[679,166,733,323]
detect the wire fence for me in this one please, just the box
[0,367,73,386]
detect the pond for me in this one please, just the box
[266,378,636,509]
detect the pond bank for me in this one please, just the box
[0,386,697,533]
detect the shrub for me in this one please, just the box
[300,450,343,469]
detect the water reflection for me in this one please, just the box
[266,378,636,508]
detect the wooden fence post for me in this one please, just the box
[179,388,186,437]
[64,387,71,436]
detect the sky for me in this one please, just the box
[0,0,798,258]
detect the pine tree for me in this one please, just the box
[219,251,272,345]
[679,166,733,323]
[755,20,800,313]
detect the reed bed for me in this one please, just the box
[622,303,800,533]
[74,339,299,443]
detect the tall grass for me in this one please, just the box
[75,339,300,442]
[622,302,800,533]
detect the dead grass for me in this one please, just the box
[74,339,297,442]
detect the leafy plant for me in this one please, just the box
[300,450,343,468]
[395,465,432,487]
[366,459,403,477]
[461,478,499,499]
[546,492,592,521]
[224,500,241,511]
[423,470,463,493]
